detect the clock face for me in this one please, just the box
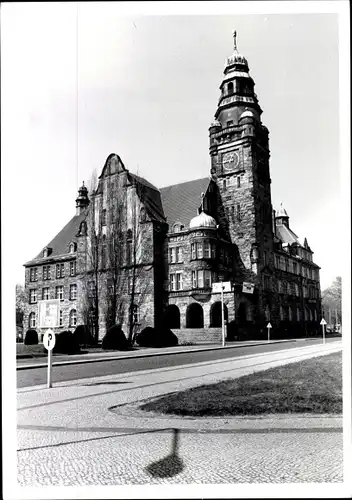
[222,151,239,171]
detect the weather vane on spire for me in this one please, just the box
[232,30,237,50]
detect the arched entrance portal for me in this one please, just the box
[237,302,247,324]
[210,302,228,327]
[164,305,181,329]
[186,303,204,328]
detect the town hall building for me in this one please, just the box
[23,32,322,343]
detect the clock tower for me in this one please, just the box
[209,31,274,285]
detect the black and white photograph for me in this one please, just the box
[1,1,351,498]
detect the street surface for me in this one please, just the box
[14,339,345,492]
[17,337,338,388]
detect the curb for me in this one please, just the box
[16,339,296,371]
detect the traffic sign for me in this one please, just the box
[242,282,255,294]
[212,281,232,293]
[38,300,60,328]
[267,322,272,342]
[320,318,327,325]
[267,322,272,329]
[43,329,56,351]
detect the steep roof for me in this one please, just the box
[276,224,302,246]
[129,173,166,223]
[160,177,211,229]
[25,212,87,266]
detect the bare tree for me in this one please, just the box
[322,276,342,326]
[16,283,26,327]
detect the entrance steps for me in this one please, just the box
[175,327,223,345]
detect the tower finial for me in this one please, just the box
[201,192,205,212]
[232,30,237,51]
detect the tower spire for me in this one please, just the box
[232,30,237,51]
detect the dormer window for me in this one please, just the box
[69,242,77,254]
[172,222,183,233]
[226,120,234,127]
[43,247,52,258]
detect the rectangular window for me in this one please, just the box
[59,310,63,327]
[128,276,134,294]
[70,284,77,300]
[295,283,300,297]
[191,243,196,260]
[29,268,38,282]
[275,255,280,269]
[176,272,182,291]
[56,263,64,278]
[56,286,64,301]
[278,280,282,293]
[191,271,196,288]
[197,270,204,288]
[285,258,289,271]
[43,265,51,280]
[176,247,182,263]
[42,287,49,300]
[29,289,37,304]
[204,270,212,288]
[170,273,176,291]
[102,209,107,226]
[70,261,76,276]
[196,242,203,259]
[280,257,285,271]
[204,241,211,259]
[237,176,241,188]
[169,247,176,263]
[293,262,297,274]
[211,243,216,259]
[282,281,287,294]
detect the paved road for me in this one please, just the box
[17,338,338,388]
[14,341,344,491]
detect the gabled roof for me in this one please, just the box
[24,212,87,266]
[129,173,165,223]
[276,224,302,246]
[160,177,211,229]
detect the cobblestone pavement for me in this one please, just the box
[15,342,345,488]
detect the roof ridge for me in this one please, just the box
[159,176,210,191]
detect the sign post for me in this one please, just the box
[212,281,232,347]
[320,318,327,344]
[38,299,60,388]
[43,329,56,388]
[267,322,272,343]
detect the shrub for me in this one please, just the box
[52,330,80,354]
[24,329,38,345]
[73,324,96,346]
[102,325,130,351]
[135,326,178,348]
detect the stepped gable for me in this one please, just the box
[25,212,87,265]
[159,177,211,229]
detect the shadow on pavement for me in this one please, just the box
[145,428,184,478]
[82,381,130,386]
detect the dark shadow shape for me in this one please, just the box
[83,381,130,386]
[145,428,184,478]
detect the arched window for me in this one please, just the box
[69,309,77,327]
[29,312,36,328]
[227,82,234,95]
[69,242,76,254]
[280,305,284,321]
[297,307,301,322]
[288,306,293,321]
[314,309,317,322]
[126,229,133,265]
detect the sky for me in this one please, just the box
[1,2,350,292]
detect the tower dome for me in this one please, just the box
[226,30,249,69]
[276,202,288,218]
[75,181,90,215]
[189,211,217,229]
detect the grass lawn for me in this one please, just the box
[139,352,342,416]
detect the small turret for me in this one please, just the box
[275,202,289,228]
[75,182,90,215]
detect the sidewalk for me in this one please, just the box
[16,338,309,370]
[15,341,343,487]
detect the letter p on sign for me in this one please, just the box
[43,329,56,351]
